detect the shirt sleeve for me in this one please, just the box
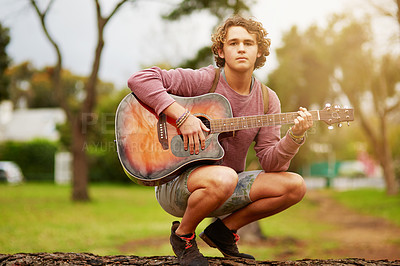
[253,88,303,172]
[127,66,216,116]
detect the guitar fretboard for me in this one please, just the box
[210,110,320,133]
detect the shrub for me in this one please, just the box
[0,139,58,181]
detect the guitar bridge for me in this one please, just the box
[157,113,169,150]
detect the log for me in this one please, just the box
[1,253,399,266]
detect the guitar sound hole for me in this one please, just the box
[197,115,211,136]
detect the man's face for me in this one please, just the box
[218,26,261,73]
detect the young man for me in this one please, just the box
[128,15,313,265]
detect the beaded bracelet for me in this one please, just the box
[176,109,190,128]
[177,111,190,128]
[289,127,305,139]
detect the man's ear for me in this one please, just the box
[218,48,225,59]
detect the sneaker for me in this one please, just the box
[170,221,209,266]
[199,218,255,260]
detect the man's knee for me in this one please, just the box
[192,166,238,198]
[286,172,307,203]
[209,167,238,194]
[205,166,238,199]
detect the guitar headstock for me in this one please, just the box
[320,104,354,127]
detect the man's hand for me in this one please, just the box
[291,107,313,138]
[179,115,210,155]
[162,102,210,155]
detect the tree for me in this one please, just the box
[7,62,58,108]
[0,22,11,101]
[368,0,400,41]
[268,14,400,195]
[268,25,335,111]
[29,0,132,201]
[6,62,33,107]
[329,16,400,195]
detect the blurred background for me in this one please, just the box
[0,0,399,261]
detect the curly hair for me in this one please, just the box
[211,15,271,69]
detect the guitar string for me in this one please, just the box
[210,111,320,133]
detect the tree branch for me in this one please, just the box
[385,98,400,114]
[29,0,72,119]
[105,0,129,24]
[83,0,130,114]
[43,0,56,16]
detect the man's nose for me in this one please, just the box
[238,42,245,52]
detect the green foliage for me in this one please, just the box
[0,139,58,181]
[6,63,57,108]
[86,144,128,183]
[268,25,335,111]
[85,89,131,183]
[166,0,256,69]
[164,0,254,21]
[179,46,214,69]
[6,62,116,109]
[0,22,11,101]
[5,61,128,183]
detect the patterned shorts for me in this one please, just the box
[155,166,263,217]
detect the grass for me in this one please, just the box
[0,183,172,255]
[1,183,399,260]
[331,188,400,226]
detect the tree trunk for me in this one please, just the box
[379,145,399,195]
[71,117,90,201]
[348,97,399,195]
[237,221,267,243]
[379,114,399,195]
[212,218,267,242]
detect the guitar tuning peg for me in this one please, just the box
[328,125,334,130]
[338,123,342,128]
[325,103,331,111]
[347,122,351,126]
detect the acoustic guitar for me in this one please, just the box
[115,93,354,186]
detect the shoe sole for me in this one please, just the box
[199,231,232,258]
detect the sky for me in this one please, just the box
[0,0,382,88]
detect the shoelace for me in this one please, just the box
[232,232,240,244]
[179,234,195,249]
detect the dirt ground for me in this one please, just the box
[1,190,400,265]
[306,190,400,260]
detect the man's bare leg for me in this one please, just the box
[222,172,307,231]
[175,165,238,236]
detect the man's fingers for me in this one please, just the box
[188,135,195,155]
[199,131,206,150]
[183,135,188,151]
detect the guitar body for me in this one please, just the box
[115,93,233,186]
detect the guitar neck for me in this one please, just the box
[210,110,320,133]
